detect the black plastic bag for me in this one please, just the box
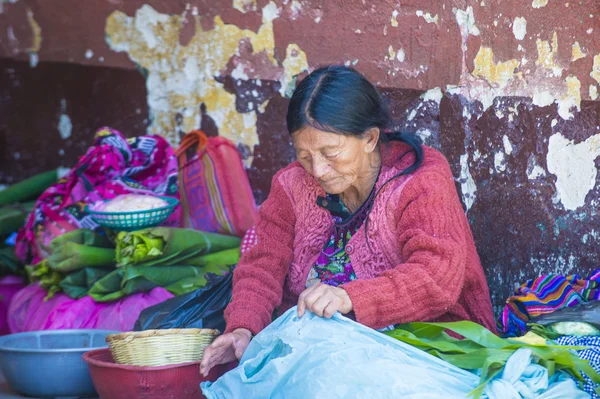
[134,272,233,332]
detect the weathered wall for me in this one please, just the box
[1,0,600,313]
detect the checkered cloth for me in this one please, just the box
[556,335,600,398]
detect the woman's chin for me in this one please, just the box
[319,182,346,195]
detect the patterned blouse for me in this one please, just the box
[305,187,376,289]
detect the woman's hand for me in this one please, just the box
[200,328,252,377]
[297,283,353,318]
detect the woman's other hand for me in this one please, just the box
[200,328,252,377]
[297,283,353,318]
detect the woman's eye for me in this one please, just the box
[324,152,339,159]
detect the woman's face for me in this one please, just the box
[292,127,378,194]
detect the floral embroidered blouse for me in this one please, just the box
[305,187,376,289]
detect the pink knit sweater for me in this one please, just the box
[224,142,496,334]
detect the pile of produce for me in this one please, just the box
[26,227,241,302]
[26,229,116,298]
[386,320,600,398]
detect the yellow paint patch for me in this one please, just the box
[388,45,396,59]
[557,75,581,119]
[536,31,559,70]
[105,3,307,162]
[391,10,399,27]
[571,42,586,62]
[591,54,600,84]
[472,47,520,87]
[590,85,599,101]
[280,44,309,97]
[26,8,42,52]
[258,99,270,113]
[233,0,257,13]
[532,0,549,8]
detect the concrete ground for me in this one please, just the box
[0,373,98,399]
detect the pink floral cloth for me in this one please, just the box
[16,127,180,264]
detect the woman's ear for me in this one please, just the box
[363,127,380,153]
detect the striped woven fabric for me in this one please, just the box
[498,269,600,337]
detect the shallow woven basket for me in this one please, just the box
[106,328,219,367]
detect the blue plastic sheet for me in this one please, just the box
[202,308,590,399]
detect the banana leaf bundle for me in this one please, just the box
[0,246,24,277]
[27,229,117,299]
[59,267,113,299]
[45,229,116,273]
[0,170,57,205]
[386,320,600,398]
[115,227,241,267]
[89,247,240,302]
[0,201,35,238]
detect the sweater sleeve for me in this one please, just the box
[341,169,468,330]
[223,170,296,335]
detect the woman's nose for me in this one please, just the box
[311,159,328,179]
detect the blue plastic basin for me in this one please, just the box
[0,329,118,398]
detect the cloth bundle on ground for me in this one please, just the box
[16,127,180,265]
[8,284,172,333]
[201,308,590,399]
[0,276,26,335]
[498,269,600,337]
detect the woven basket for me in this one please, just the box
[106,328,219,367]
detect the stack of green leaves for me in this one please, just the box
[26,229,116,299]
[0,170,57,206]
[86,227,241,302]
[0,201,35,238]
[0,246,25,277]
[115,227,242,267]
[385,321,600,398]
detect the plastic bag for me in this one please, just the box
[8,284,173,333]
[532,300,600,328]
[134,273,232,332]
[484,348,590,399]
[0,276,26,335]
[201,308,590,399]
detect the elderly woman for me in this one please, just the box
[200,65,494,376]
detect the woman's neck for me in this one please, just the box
[340,150,382,213]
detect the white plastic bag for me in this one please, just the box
[201,308,590,399]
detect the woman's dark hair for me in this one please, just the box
[286,65,424,248]
[287,65,423,189]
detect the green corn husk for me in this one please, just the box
[49,228,113,250]
[47,242,115,273]
[90,232,241,302]
[59,268,113,299]
[115,227,241,267]
[0,170,57,205]
[28,229,117,299]
[25,261,64,300]
[0,201,35,237]
[46,229,116,273]
[0,246,25,277]
[89,250,239,302]
[386,321,600,398]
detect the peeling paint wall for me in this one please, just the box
[1,0,600,313]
